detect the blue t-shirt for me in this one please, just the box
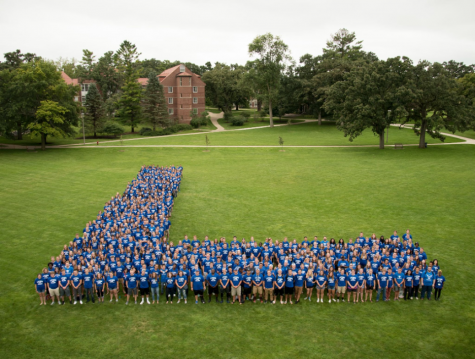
[395,273,405,286]
[59,274,70,288]
[285,275,294,288]
[231,273,242,287]
[220,273,230,287]
[316,275,327,287]
[253,274,263,286]
[47,276,59,290]
[139,274,150,288]
[83,274,94,289]
[126,274,137,289]
[191,274,204,290]
[166,277,175,288]
[378,272,388,288]
[107,276,118,289]
[243,274,253,288]
[295,274,305,287]
[434,275,445,289]
[327,276,336,288]
[95,278,105,290]
[347,274,357,287]
[405,275,413,287]
[275,275,285,288]
[35,278,46,291]
[176,275,187,288]
[337,273,347,287]
[422,271,435,286]
[207,273,220,287]
[150,277,159,288]
[305,275,314,287]
[365,274,375,287]
[357,274,366,286]
[264,275,275,289]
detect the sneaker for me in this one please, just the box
[332,298,336,302]
[342,299,345,302]
[80,300,83,305]
[264,300,267,304]
[110,299,113,302]
[329,299,331,303]
[416,297,419,300]
[140,300,144,305]
[337,299,339,302]
[74,301,77,305]
[185,300,187,304]
[135,301,137,304]
[290,301,293,304]
[177,300,181,304]
[126,301,129,305]
[62,301,65,305]
[272,301,275,304]
[51,302,54,305]
[195,301,198,304]
[147,299,150,304]
[309,298,311,302]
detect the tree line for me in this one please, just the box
[203,29,475,148]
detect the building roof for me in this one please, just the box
[61,71,78,85]
[177,72,192,77]
[158,65,181,78]
[137,78,148,86]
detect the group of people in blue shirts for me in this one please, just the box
[34,165,446,306]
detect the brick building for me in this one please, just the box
[61,64,205,123]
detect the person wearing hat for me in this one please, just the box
[230,268,243,304]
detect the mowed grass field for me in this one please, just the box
[98,122,464,147]
[1,144,474,358]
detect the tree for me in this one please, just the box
[403,61,473,148]
[325,57,412,149]
[76,49,96,79]
[442,60,474,79]
[0,59,79,140]
[84,83,105,137]
[248,33,292,127]
[0,49,39,71]
[28,100,68,150]
[92,51,124,100]
[116,40,141,79]
[102,122,124,137]
[142,72,169,131]
[115,79,142,132]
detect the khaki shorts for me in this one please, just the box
[295,286,303,296]
[231,286,241,297]
[49,287,60,297]
[337,286,346,294]
[253,286,263,295]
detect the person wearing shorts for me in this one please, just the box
[327,272,336,303]
[230,268,242,304]
[106,271,118,303]
[365,269,375,303]
[34,274,46,305]
[126,270,138,305]
[47,272,60,305]
[176,270,188,304]
[394,267,405,301]
[315,270,327,303]
[59,269,72,305]
[206,269,220,303]
[95,273,105,303]
[356,268,366,303]
[139,269,151,305]
[386,268,394,301]
[252,269,264,303]
[304,270,315,302]
[346,269,358,303]
[294,269,305,303]
[191,270,205,304]
[263,270,274,304]
[336,269,347,302]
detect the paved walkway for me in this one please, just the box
[1,121,474,150]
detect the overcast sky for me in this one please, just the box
[1,0,474,67]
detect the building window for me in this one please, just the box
[180,78,183,86]
[81,84,89,92]
[193,108,198,114]
[193,86,198,93]
[180,65,185,72]
[74,96,79,102]
[193,97,198,104]
[168,109,174,115]
[168,97,173,104]
[168,86,173,93]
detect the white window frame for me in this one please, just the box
[168,97,173,104]
[193,97,198,104]
[168,108,174,115]
[180,65,185,72]
[193,86,198,93]
[192,108,198,114]
[168,86,173,93]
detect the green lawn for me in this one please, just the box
[0,145,474,358]
[217,117,305,130]
[99,122,464,147]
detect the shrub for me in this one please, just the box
[231,116,245,126]
[139,127,152,135]
[102,123,124,137]
[190,118,201,128]
[142,129,163,136]
[223,111,233,122]
[174,124,193,131]
[241,112,251,120]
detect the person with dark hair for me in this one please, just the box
[404,270,413,300]
[284,269,295,304]
[191,269,205,304]
[304,269,315,302]
[139,269,151,305]
[274,269,285,304]
[150,272,160,304]
[35,273,46,305]
[95,273,105,303]
[165,272,176,304]
[420,265,435,300]
[434,270,445,301]
[206,268,219,303]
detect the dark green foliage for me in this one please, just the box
[139,127,152,135]
[84,83,105,137]
[231,116,246,126]
[101,122,124,137]
[223,111,233,122]
[190,118,201,128]
[142,71,169,131]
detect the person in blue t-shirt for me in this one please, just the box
[150,272,160,304]
[394,268,405,301]
[346,269,358,303]
[106,271,118,303]
[125,269,138,305]
[413,267,422,300]
[230,268,243,305]
[82,269,95,304]
[327,271,336,303]
[59,268,72,305]
[34,274,46,305]
[304,269,314,302]
[70,269,83,305]
[252,269,264,303]
[191,270,205,304]
[315,270,327,303]
[274,269,286,304]
[285,269,295,305]
[165,272,176,304]
[420,266,435,300]
[219,268,231,303]
[47,272,60,305]
[139,269,151,305]
[263,270,274,304]
[242,269,253,303]
[294,269,305,303]
[434,270,445,301]
[403,270,413,300]
[95,273,105,303]
[356,268,366,303]
[176,270,188,304]
[336,269,347,302]
[376,268,388,302]
[365,269,375,303]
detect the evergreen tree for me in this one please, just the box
[142,72,169,131]
[115,79,142,133]
[84,83,105,137]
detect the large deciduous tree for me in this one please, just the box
[29,100,68,150]
[84,83,105,137]
[248,33,292,127]
[142,72,169,131]
[325,57,412,149]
